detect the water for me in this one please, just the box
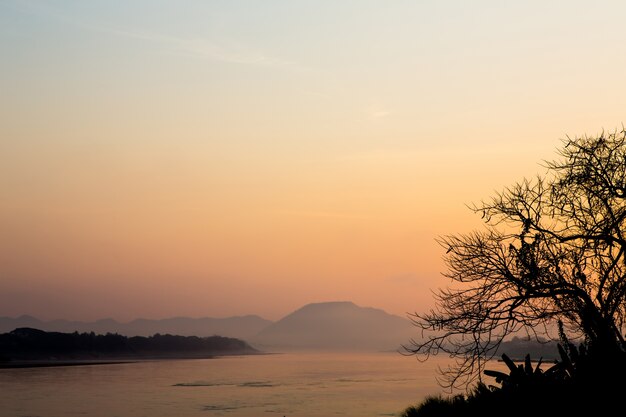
[0,352,460,417]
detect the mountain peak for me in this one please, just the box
[296,301,357,311]
[252,301,414,351]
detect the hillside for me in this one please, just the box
[251,301,416,351]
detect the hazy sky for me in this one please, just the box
[2,1,626,321]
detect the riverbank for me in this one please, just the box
[0,359,139,368]
[0,351,277,369]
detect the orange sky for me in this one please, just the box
[2,1,626,321]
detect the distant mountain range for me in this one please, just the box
[1,301,417,352]
[0,315,272,340]
[0,302,560,356]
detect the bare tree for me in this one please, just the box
[406,129,626,389]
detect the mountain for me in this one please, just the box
[251,301,416,351]
[0,315,272,340]
[1,301,419,351]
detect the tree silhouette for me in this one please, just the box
[407,129,626,389]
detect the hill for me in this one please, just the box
[251,301,416,351]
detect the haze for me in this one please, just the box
[2,1,626,322]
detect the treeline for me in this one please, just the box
[0,327,258,362]
[497,336,558,360]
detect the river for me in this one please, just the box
[0,352,468,417]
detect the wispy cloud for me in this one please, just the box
[16,0,307,71]
[108,29,307,70]
[368,107,392,120]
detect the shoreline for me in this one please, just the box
[0,352,271,369]
[0,359,140,369]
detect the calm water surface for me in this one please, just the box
[1,352,464,417]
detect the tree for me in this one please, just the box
[407,129,626,389]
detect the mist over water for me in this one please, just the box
[0,352,455,417]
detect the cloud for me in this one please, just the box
[16,1,307,71]
[109,29,306,70]
[368,108,392,120]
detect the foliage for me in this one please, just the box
[403,343,626,416]
[0,327,257,361]
[483,353,548,389]
[406,129,626,388]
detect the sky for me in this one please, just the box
[2,0,626,322]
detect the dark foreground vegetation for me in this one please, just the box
[403,342,626,416]
[0,327,258,365]
[404,130,626,415]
